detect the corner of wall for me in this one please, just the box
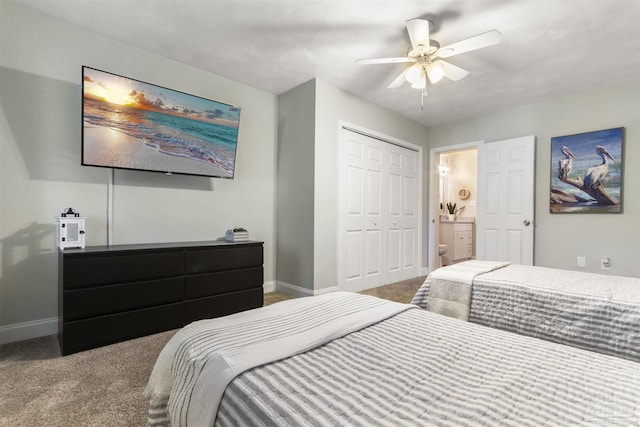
[275,78,317,291]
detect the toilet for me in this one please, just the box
[438,244,447,267]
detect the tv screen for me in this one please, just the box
[82,66,240,178]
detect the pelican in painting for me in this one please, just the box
[558,145,576,180]
[583,145,616,189]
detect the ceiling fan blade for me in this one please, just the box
[438,60,470,81]
[356,57,414,65]
[405,18,430,52]
[387,68,408,89]
[436,29,502,58]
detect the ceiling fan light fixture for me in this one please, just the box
[411,77,426,89]
[356,18,501,111]
[427,62,445,84]
[404,64,422,83]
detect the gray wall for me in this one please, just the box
[276,80,316,291]
[0,1,277,337]
[428,81,640,277]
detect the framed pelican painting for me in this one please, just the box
[550,127,623,213]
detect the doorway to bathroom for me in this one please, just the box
[432,144,479,269]
[428,136,536,272]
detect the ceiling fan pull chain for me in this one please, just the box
[421,86,428,111]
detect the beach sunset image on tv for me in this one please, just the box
[82,67,241,178]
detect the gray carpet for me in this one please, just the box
[0,277,425,426]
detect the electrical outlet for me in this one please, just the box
[577,256,586,268]
[601,257,611,271]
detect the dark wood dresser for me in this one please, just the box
[58,240,264,355]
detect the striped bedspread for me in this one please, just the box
[145,292,412,426]
[217,309,640,426]
[412,262,640,362]
[148,292,640,426]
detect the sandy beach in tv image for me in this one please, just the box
[82,67,240,178]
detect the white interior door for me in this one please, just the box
[385,143,419,284]
[341,130,384,292]
[339,128,419,292]
[476,135,535,264]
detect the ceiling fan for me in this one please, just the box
[357,19,502,107]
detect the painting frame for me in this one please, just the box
[550,127,623,213]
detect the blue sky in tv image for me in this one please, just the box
[550,128,622,199]
[82,67,240,177]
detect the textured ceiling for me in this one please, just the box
[13,0,640,127]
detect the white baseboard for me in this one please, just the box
[0,317,58,345]
[263,280,276,293]
[313,285,339,295]
[275,281,314,297]
[275,281,338,297]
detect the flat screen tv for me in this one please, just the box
[82,66,241,178]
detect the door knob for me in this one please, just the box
[523,219,531,226]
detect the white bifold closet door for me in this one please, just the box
[339,128,419,292]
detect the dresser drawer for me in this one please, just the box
[64,277,184,321]
[185,288,263,323]
[63,250,183,289]
[186,245,263,274]
[61,302,184,355]
[186,267,263,299]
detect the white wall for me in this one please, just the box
[0,1,277,340]
[445,149,477,219]
[428,81,640,277]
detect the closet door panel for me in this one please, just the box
[387,228,401,273]
[341,130,384,291]
[386,143,420,283]
[340,129,420,291]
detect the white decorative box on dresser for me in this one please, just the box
[439,220,474,265]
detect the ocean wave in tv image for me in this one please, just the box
[83,97,238,176]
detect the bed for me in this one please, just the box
[146,292,640,426]
[411,261,640,362]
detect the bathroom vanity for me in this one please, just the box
[440,220,474,264]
